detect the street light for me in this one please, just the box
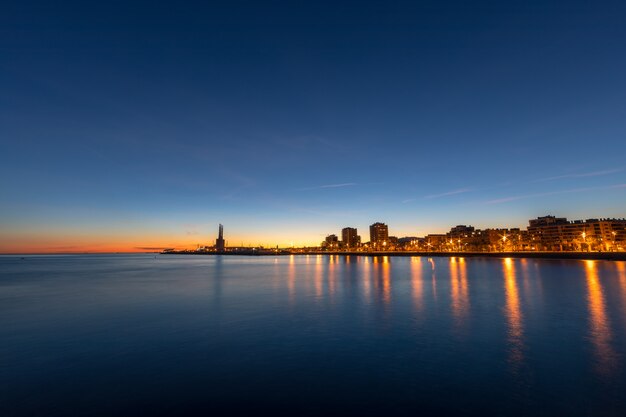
[612,231,617,251]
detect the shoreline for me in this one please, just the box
[161,250,626,261]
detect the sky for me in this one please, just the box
[1,0,626,252]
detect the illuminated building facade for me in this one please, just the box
[528,216,626,251]
[369,222,389,248]
[341,227,360,248]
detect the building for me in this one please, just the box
[369,222,389,248]
[527,216,626,251]
[529,215,568,228]
[397,236,420,250]
[341,227,360,249]
[323,234,339,250]
[447,225,477,251]
[448,225,475,238]
[215,224,225,252]
[425,234,447,251]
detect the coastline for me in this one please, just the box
[161,250,626,261]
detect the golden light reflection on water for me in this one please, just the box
[503,258,524,367]
[585,260,616,377]
[410,257,423,311]
[372,256,391,305]
[450,257,460,319]
[428,258,437,300]
[616,262,626,304]
[287,255,296,303]
[520,258,531,296]
[362,256,371,300]
[314,255,323,297]
[328,255,337,298]
[450,257,470,330]
[459,258,469,318]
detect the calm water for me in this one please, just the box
[1,254,626,416]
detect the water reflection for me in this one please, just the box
[5,255,626,415]
[520,259,531,296]
[503,258,524,368]
[617,262,626,305]
[450,257,460,318]
[410,257,423,312]
[287,255,296,303]
[382,257,391,305]
[362,256,371,301]
[429,258,438,300]
[328,255,337,298]
[314,255,323,298]
[450,257,470,327]
[585,260,616,377]
[459,258,469,320]
[372,256,391,305]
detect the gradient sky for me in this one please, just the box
[2,0,626,252]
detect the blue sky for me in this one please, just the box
[1,0,626,251]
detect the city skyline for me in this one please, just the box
[5,210,626,254]
[2,1,626,253]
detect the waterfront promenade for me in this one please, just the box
[163,250,626,261]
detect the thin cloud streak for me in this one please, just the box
[298,183,357,191]
[534,168,623,183]
[486,184,626,204]
[424,188,474,200]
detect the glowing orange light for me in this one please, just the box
[503,258,524,367]
[411,257,423,312]
[585,260,616,376]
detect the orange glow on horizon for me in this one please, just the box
[0,228,330,254]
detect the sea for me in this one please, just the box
[1,254,625,416]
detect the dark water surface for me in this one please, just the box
[1,254,625,416]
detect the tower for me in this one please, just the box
[215,224,225,252]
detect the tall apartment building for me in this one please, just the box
[342,227,360,248]
[369,222,389,247]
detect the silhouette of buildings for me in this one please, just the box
[187,215,626,255]
[314,214,625,253]
[322,234,339,249]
